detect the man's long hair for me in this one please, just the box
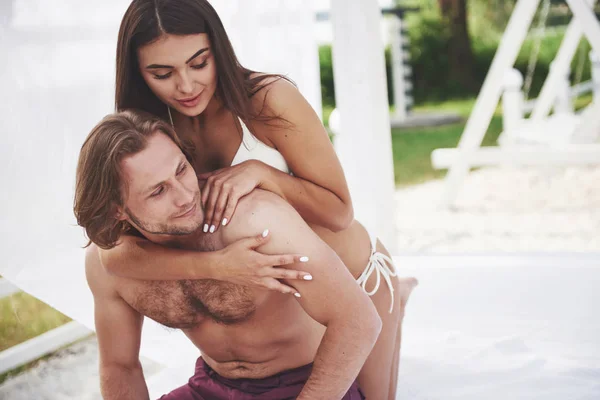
[74,110,191,249]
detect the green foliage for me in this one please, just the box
[404,2,458,101]
[391,98,504,186]
[319,0,594,106]
[318,45,336,107]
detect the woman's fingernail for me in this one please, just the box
[303,274,313,281]
[294,292,302,298]
[222,218,228,226]
[203,224,209,233]
[299,256,309,263]
[209,225,216,233]
[262,229,269,238]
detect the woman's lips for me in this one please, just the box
[177,92,202,108]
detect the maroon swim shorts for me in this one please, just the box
[158,357,365,399]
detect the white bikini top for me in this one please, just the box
[230,118,291,174]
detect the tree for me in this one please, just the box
[438,0,477,92]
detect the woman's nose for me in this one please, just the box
[177,72,194,95]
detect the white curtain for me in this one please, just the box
[212,0,322,117]
[1,0,322,372]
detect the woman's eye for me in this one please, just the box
[153,72,172,80]
[191,61,208,70]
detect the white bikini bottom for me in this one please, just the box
[355,231,400,313]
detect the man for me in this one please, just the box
[75,110,381,399]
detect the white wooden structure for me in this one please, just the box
[387,8,414,121]
[315,6,415,122]
[432,0,600,207]
[330,0,397,249]
[499,53,600,148]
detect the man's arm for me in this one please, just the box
[86,246,149,400]
[225,190,382,400]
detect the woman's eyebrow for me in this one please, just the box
[185,47,209,63]
[145,47,209,69]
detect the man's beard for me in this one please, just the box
[125,198,202,236]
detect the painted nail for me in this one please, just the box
[262,229,269,238]
[299,256,309,263]
[294,292,302,298]
[209,225,216,233]
[303,275,313,281]
[203,224,209,233]
[222,218,228,226]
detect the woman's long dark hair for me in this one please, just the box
[115,0,292,124]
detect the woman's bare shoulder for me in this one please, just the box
[249,74,301,115]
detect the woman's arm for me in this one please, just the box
[200,78,354,233]
[251,78,355,232]
[98,235,214,280]
[98,233,311,295]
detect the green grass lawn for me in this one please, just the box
[327,94,593,187]
[0,292,71,352]
[325,98,502,187]
[0,292,72,383]
[392,98,503,186]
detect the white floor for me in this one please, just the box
[2,255,599,400]
[397,256,600,400]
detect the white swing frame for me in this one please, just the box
[431,0,600,207]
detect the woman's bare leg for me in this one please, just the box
[388,278,413,399]
[355,240,418,400]
[388,325,402,399]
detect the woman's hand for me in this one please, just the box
[198,160,270,233]
[214,230,312,296]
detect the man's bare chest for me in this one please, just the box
[116,233,257,328]
[120,278,257,329]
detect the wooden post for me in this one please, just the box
[591,51,600,104]
[331,0,397,251]
[554,64,573,114]
[390,14,408,121]
[501,68,525,145]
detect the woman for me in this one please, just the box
[103,0,417,398]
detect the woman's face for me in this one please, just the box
[137,33,218,117]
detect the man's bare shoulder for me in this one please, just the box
[240,189,291,213]
[85,244,119,298]
[221,189,299,244]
